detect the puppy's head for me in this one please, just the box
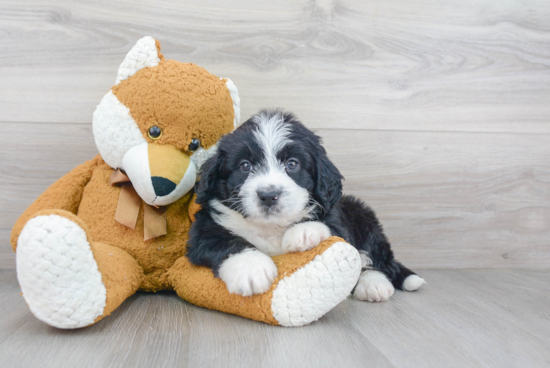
[196,110,343,226]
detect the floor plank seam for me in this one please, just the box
[2,120,549,137]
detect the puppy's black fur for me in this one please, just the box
[187,110,418,290]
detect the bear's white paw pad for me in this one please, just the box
[282,222,331,253]
[354,270,395,302]
[219,249,277,296]
[271,241,362,327]
[16,215,106,329]
[403,275,426,291]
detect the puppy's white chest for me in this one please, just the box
[241,225,287,256]
[210,200,287,255]
[210,200,331,256]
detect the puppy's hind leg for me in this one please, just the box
[392,261,426,292]
[333,195,425,301]
[353,251,425,302]
[353,251,395,302]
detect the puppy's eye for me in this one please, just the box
[286,159,299,171]
[240,161,252,172]
[148,126,162,140]
[188,138,201,152]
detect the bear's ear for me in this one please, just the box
[221,78,241,129]
[115,36,164,85]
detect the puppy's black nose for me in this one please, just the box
[257,190,281,207]
[152,176,177,197]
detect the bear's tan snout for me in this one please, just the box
[148,143,191,197]
[123,142,197,206]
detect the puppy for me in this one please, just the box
[187,110,425,301]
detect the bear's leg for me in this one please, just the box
[16,210,144,329]
[168,237,361,327]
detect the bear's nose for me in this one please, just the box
[257,190,281,207]
[152,177,176,197]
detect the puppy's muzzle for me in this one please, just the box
[257,188,282,208]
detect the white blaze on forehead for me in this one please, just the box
[252,112,292,172]
[234,111,310,225]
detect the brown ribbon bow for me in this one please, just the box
[110,169,167,241]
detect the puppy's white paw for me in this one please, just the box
[403,274,426,291]
[218,248,278,296]
[354,270,395,302]
[282,222,331,253]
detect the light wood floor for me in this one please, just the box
[1,268,549,368]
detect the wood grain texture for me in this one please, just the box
[2,123,548,269]
[0,122,97,268]
[0,0,550,133]
[1,1,549,269]
[1,269,549,368]
[327,129,550,269]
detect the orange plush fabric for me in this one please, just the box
[169,237,346,325]
[111,60,234,152]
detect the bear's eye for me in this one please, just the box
[148,126,162,140]
[188,138,201,152]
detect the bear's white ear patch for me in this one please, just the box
[116,36,162,85]
[223,78,241,128]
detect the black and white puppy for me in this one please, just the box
[187,110,425,301]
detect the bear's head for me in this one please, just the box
[93,37,239,207]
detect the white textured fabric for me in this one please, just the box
[115,36,161,85]
[93,90,147,169]
[224,78,241,127]
[16,215,107,329]
[271,241,361,327]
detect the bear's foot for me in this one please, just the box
[16,214,107,329]
[271,241,361,326]
[170,237,361,327]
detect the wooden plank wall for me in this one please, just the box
[1,0,549,269]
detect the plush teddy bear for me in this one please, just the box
[11,37,362,328]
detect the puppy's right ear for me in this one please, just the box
[313,144,344,213]
[195,152,225,204]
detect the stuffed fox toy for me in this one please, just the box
[11,37,362,328]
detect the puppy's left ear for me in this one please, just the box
[313,146,343,213]
[195,152,225,204]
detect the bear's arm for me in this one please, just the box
[10,155,102,252]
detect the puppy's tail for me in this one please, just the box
[381,261,426,291]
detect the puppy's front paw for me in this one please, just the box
[218,249,278,296]
[282,222,331,253]
[354,270,395,302]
